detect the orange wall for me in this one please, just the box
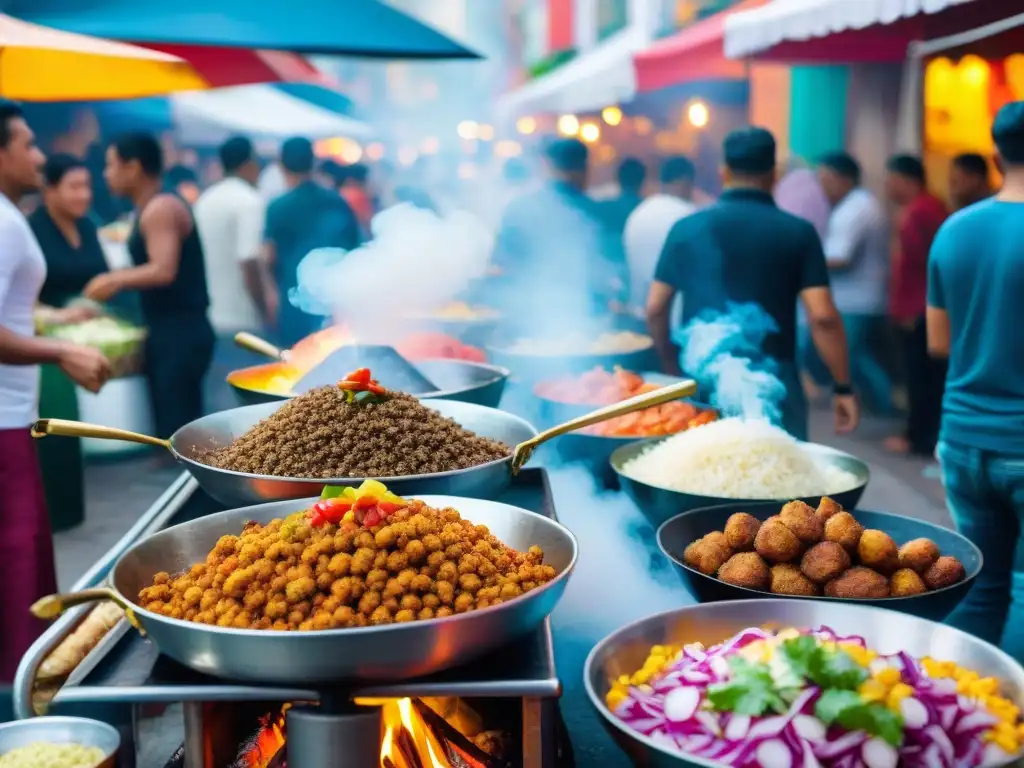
[749,64,791,154]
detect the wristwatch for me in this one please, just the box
[833,383,854,396]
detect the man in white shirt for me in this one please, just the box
[194,136,270,337]
[815,152,893,413]
[623,156,696,322]
[0,100,109,683]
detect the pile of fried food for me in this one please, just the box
[138,481,557,630]
[683,498,967,599]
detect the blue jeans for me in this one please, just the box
[799,314,893,413]
[940,440,1024,662]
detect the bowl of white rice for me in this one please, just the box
[610,417,868,528]
[0,717,118,768]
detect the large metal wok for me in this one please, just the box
[32,495,578,684]
[34,380,699,507]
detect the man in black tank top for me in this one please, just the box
[83,133,214,439]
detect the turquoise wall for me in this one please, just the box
[788,65,849,162]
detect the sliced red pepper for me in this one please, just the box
[325,499,352,513]
[347,368,372,385]
[353,495,378,510]
[309,511,325,528]
[338,381,368,391]
[377,500,402,515]
[367,383,386,395]
[363,509,381,527]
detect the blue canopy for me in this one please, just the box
[3,0,479,59]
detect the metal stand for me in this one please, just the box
[182,702,206,768]
[286,702,382,768]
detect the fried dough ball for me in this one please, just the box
[816,497,843,522]
[898,538,940,574]
[779,501,824,545]
[825,567,889,599]
[683,535,732,575]
[890,568,927,596]
[703,531,731,551]
[724,513,761,552]
[800,542,851,585]
[769,564,819,596]
[717,553,770,590]
[824,512,865,554]
[923,556,966,590]
[754,518,801,564]
[137,499,556,631]
[857,530,900,575]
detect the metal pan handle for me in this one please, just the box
[31,588,145,635]
[234,331,287,361]
[31,418,171,450]
[511,378,699,473]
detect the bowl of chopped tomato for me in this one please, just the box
[533,367,717,476]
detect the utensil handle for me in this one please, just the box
[31,418,170,449]
[234,331,285,361]
[537,378,698,443]
[31,588,144,634]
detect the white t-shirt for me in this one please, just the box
[0,193,46,428]
[823,188,890,315]
[194,177,266,333]
[624,193,696,321]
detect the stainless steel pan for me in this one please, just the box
[33,495,579,684]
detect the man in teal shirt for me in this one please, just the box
[263,137,359,347]
[928,101,1024,660]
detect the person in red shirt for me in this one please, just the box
[884,154,949,456]
[338,163,374,234]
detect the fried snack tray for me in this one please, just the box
[46,469,561,707]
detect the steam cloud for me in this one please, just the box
[675,302,786,423]
[289,203,493,339]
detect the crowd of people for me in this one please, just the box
[1,89,1024,686]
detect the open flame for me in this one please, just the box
[237,703,290,767]
[378,698,490,768]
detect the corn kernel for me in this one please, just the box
[886,683,914,710]
[974,677,1000,697]
[617,675,630,686]
[606,690,626,710]
[859,679,888,703]
[876,667,903,687]
[993,733,1018,754]
[1015,722,1024,740]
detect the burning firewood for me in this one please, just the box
[413,700,512,768]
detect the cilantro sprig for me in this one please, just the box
[815,689,904,746]
[779,636,869,690]
[707,656,788,716]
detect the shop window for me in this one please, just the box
[658,0,742,35]
[597,0,629,41]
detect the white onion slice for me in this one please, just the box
[756,739,794,768]
[663,686,701,722]
[862,737,899,768]
[899,697,930,729]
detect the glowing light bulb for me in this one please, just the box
[456,120,479,140]
[687,100,710,128]
[580,122,600,143]
[515,116,537,135]
[339,141,363,164]
[364,142,385,161]
[557,114,579,136]
[477,123,494,141]
[602,106,623,126]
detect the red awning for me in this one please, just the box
[633,0,766,93]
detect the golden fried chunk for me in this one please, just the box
[682,535,732,575]
[890,568,927,596]
[923,555,966,590]
[724,513,761,552]
[824,512,865,554]
[779,500,824,545]
[754,518,801,564]
[769,564,818,596]
[800,542,850,585]
[857,530,900,575]
[898,538,940,574]
[717,553,770,590]
[825,567,889,599]
[816,497,843,522]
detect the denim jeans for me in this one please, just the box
[940,440,1024,662]
[799,314,893,413]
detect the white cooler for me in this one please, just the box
[76,375,155,457]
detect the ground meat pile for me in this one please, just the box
[138,499,558,630]
[198,387,511,477]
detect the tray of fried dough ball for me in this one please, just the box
[656,498,981,621]
[30,485,578,684]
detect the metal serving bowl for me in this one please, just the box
[611,438,869,529]
[34,399,537,507]
[585,599,1024,768]
[486,343,659,384]
[36,495,577,684]
[658,502,982,621]
[227,358,511,408]
[0,716,120,767]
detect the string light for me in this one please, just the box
[557,114,579,136]
[494,140,522,158]
[477,123,495,141]
[687,100,710,128]
[601,106,623,126]
[456,120,479,140]
[365,142,385,161]
[580,122,600,143]
[515,116,537,135]
[339,141,363,164]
